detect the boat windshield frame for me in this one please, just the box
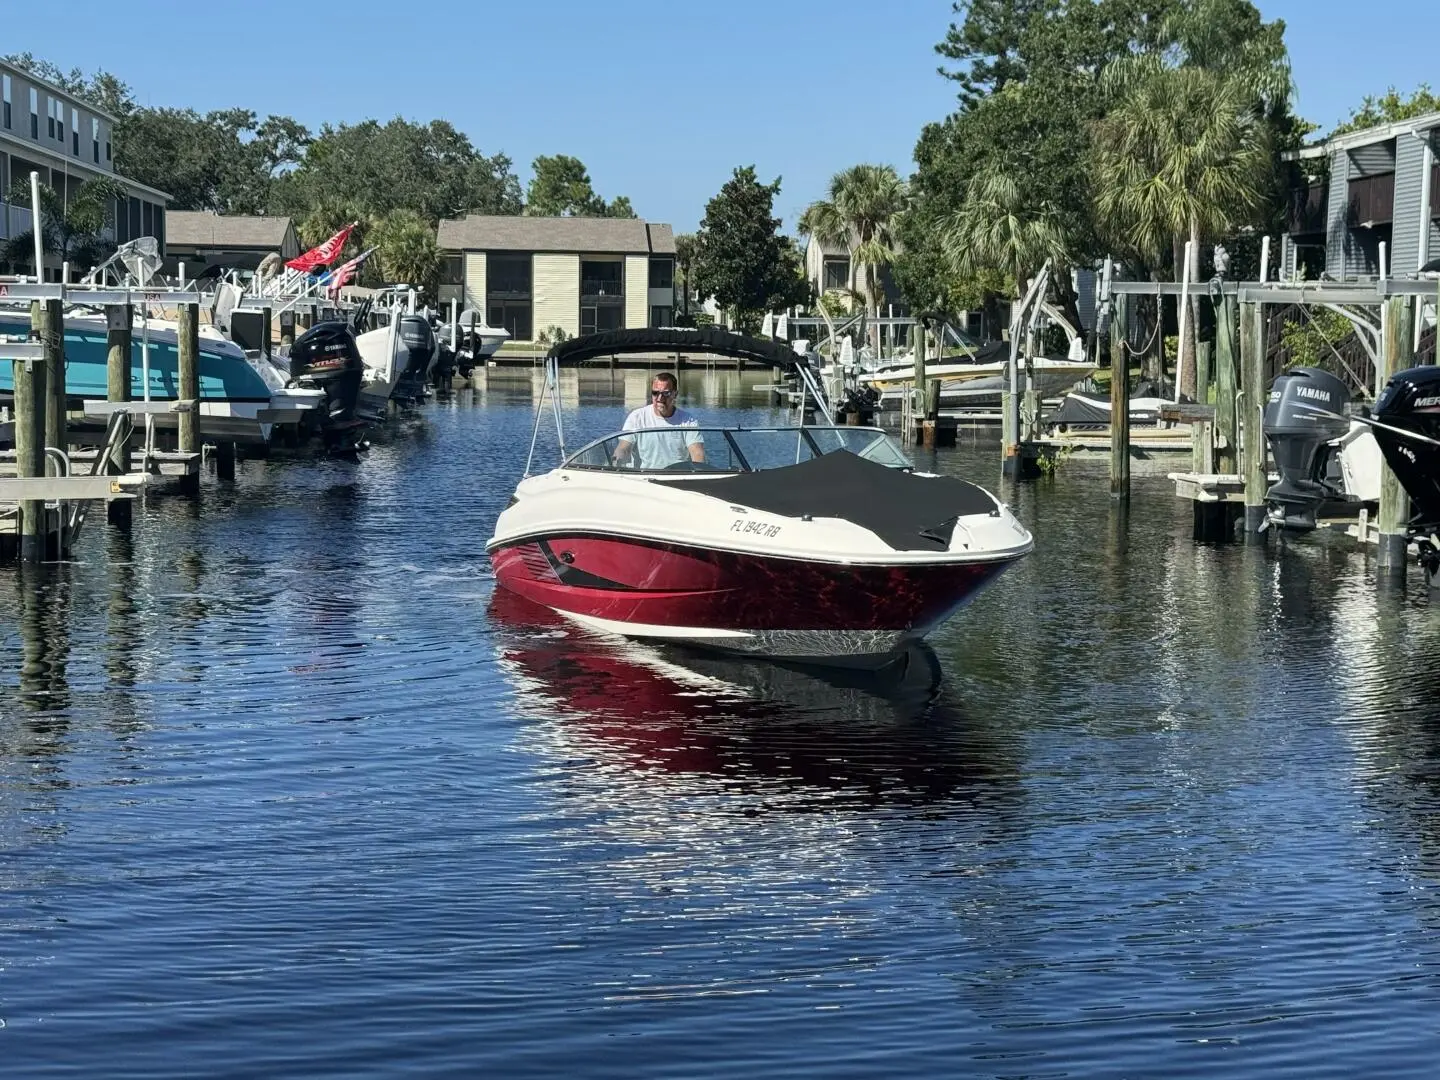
[560,424,911,475]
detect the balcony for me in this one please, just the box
[581,278,623,299]
[1347,172,1394,228]
[1285,183,1327,236]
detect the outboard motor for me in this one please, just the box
[1262,366,1351,531]
[392,315,439,403]
[288,320,367,452]
[1373,366,1440,570]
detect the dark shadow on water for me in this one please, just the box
[488,588,1023,813]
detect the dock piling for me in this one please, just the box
[13,336,46,563]
[105,304,133,528]
[1109,294,1130,500]
[1239,299,1267,539]
[1377,294,1415,576]
[177,303,201,496]
[40,299,65,475]
[1213,292,1239,474]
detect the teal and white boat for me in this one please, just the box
[0,310,325,444]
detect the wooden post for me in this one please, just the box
[106,304,133,528]
[41,298,65,473]
[13,343,46,563]
[177,302,201,494]
[1240,299,1268,538]
[1377,294,1415,577]
[1213,293,1239,474]
[1195,340,1212,405]
[215,441,237,482]
[1109,293,1130,499]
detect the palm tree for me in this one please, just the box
[369,208,441,296]
[2,175,127,275]
[799,164,907,324]
[1092,56,1272,394]
[939,165,1071,336]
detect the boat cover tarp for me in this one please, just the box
[656,449,997,552]
[550,327,802,371]
[1044,391,1164,430]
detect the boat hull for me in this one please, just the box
[490,532,1017,666]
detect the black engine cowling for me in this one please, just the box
[1373,364,1440,531]
[392,315,438,402]
[288,320,365,436]
[1262,366,1351,531]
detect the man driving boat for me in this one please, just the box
[613,372,706,469]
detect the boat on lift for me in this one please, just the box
[1369,364,1440,581]
[486,327,1033,668]
[1261,366,1381,532]
[0,308,323,446]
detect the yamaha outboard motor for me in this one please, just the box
[288,320,367,452]
[1373,365,1440,542]
[1262,366,1351,531]
[391,315,438,403]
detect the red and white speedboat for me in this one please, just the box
[486,327,1032,667]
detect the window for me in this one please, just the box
[822,257,850,292]
[106,140,111,162]
[92,117,100,163]
[580,305,624,336]
[487,253,532,295]
[650,306,673,328]
[648,258,674,290]
[31,88,40,138]
[440,255,463,286]
[488,301,532,342]
[2,75,10,129]
[72,108,80,155]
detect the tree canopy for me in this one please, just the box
[1331,85,1440,137]
[524,155,635,218]
[898,0,1297,329]
[692,167,809,332]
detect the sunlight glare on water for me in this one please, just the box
[4,371,1440,1078]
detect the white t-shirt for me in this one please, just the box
[620,404,704,469]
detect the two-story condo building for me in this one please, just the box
[436,215,676,344]
[1284,111,1440,281]
[0,58,170,280]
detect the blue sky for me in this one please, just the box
[10,0,1439,233]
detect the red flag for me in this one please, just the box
[285,223,355,273]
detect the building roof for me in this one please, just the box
[166,211,294,249]
[0,58,119,122]
[1292,110,1440,160]
[438,215,676,254]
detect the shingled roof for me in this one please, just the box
[166,211,295,249]
[437,215,676,255]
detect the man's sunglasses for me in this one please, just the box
[650,389,676,399]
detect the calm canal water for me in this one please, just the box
[5,371,1440,1078]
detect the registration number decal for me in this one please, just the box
[731,518,782,538]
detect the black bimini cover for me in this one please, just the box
[657,450,999,552]
[549,326,803,372]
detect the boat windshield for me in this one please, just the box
[562,426,912,474]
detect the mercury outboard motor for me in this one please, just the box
[1262,366,1351,531]
[1373,365,1440,544]
[391,315,438,403]
[288,320,367,452]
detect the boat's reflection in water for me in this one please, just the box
[489,588,1018,813]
